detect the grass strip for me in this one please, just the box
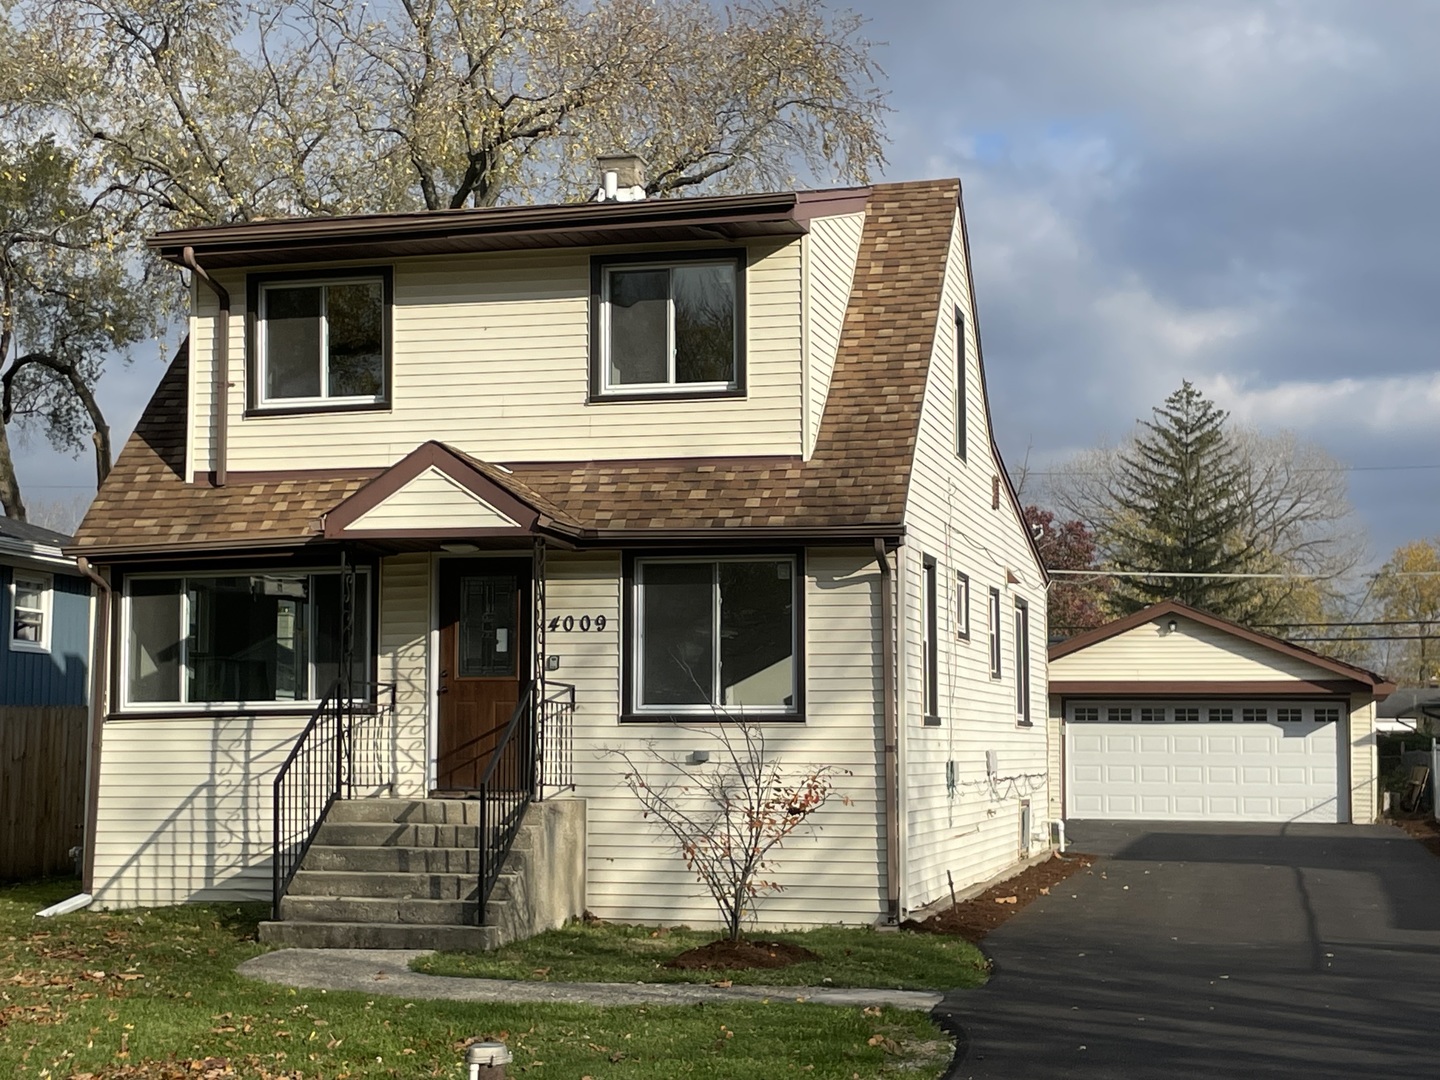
[1,880,953,1079]
[413,920,990,991]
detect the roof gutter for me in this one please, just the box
[875,537,900,923]
[179,247,229,487]
[74,556,110,896]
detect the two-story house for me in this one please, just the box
[70,173,1049,948]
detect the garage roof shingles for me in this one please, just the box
[72,179,960,553]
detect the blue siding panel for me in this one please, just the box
[1,561,91,707]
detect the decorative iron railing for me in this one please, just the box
[272,680,396,917]
[476,679,540,922]
[537,681,576,799]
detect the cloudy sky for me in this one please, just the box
[13,0,1440,562]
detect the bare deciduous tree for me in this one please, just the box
[609,720,846,941]
[0,0,888,512]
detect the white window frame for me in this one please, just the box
[9,570,53,653]
[988,587,1002,679]
[1014,596,1031,724]
[598,258,740,396]
[119,567,372,712]
[922,555,939,722]
[255,275,388,409]
[955,571,970,640]
[632,554,798,717]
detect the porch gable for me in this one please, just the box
[324,441,550,540]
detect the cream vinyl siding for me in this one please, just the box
[351,469,519,531]
[378,553,430,797]
[553,548,887,929]
[897,208,1050,916]
[803,211,866,457]
[91,714,309,907]
[1046,700,1064,823]
[1050,617,1342,682]
[189,240,806,474]
[1349,695,1378,824]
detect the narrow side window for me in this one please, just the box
[955,306,967,461]
[988,588,1002,679]
[923,555,939,724]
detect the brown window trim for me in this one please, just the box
[245,265,394,414]
[589,249,747,403]
[620,547,805,723]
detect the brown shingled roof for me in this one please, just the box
[73,179,961,555]
[72,346,371,554]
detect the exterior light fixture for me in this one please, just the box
[441,542,481,554]
[1167,619,1178,633]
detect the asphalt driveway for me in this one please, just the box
[938,822,1440,1079]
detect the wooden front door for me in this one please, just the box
[436,559,529,791]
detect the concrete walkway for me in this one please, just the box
[238,947,946,1011]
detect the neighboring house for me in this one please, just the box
[1375,688,1440,734]
[1047,600,1394,826]
[1,515,92,878]
[69,174,1049,944]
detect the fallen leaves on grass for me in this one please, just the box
[68,1056,308,1079]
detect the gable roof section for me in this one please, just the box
[1050,600,1394,695]
[324,442,584,539]
[72,180,963,555]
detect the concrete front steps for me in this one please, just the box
[258,797,585,951]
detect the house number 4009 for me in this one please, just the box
[547,614,608,632]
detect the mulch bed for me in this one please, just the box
[1389,814,1440,858]
[664,939,820,971]
[901,852,1095,943]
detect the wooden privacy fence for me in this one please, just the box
[0,707,87,880]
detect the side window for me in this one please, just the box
[988,588,1002,679]
[923,555,938,724]
[955,306,967,460]
[955,571,970,640]
[250,270,392,410]
[9,571,52,652]
[1014,597,1030,724]
[592,252,745,398]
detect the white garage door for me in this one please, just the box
[1066,701,1346,823]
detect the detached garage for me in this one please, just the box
[1047,601,1393,826]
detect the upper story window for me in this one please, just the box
[249,269,392,411]
[9,571,52,652]
[123,569,371,709]
[592,252,745,399]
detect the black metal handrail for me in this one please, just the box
[537,681,576,799]
[272,680,396,917]
[477,679,539,923]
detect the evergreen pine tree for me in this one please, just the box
[1104,382,1264,618]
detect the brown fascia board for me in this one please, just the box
[1049,599,1396,695]
[947,182,1048,586]
[1050,679,1372,698]
[147,191,824,269]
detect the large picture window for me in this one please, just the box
[632,556,797,716]
[251,270,391,409]
[124,570,371,708]
[593,253,743,397]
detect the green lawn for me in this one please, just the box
[0,880,954,1079]
[413,920,990,991]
